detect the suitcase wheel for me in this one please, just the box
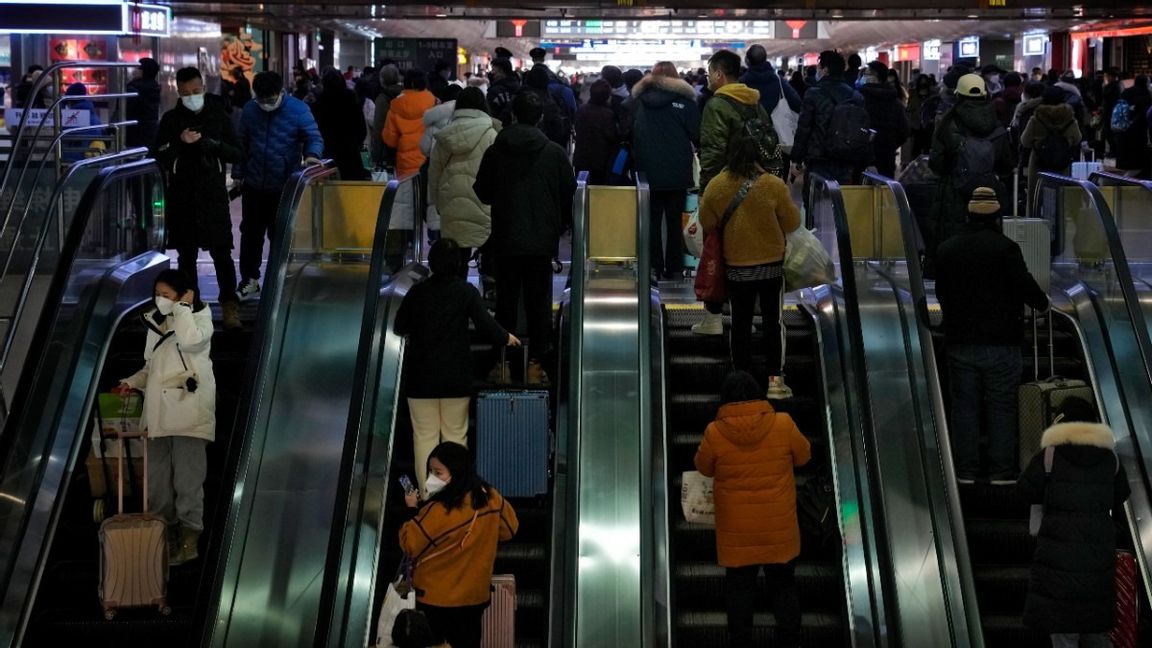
[92,499,105,523]
[103,607,116,621]
[159,602,172,616]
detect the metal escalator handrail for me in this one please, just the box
[1037,170,1152,605]
[0,159,165,647]
[551,171,589,648]
[313,171,419,648]
[808,173,892,647]
[201,161,336,644]
[862,171,984,647]
[0,146,150,419]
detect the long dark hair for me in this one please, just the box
[151,269,204,323]
[427,442,490,511]
[720,370,763,405]
[724,130,762,179]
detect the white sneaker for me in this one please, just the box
[766,376,794,400]
[236,279,261,303]
[691,312,724,336]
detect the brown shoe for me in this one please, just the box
[527,360,550,386]
[222,301,242,330]
[170,526,201,566]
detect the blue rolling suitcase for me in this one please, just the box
[476,347,550,497]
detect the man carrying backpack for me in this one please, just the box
[1020,86,1081,206]
[521,66,571,149]
[792,50,869,216]
[926,73,1014,269]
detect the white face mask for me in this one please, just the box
[258,92,284,112]
[425,474,449,496]
[154,296,175,315]
[181,93,205,112]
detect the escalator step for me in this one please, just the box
[974,566,1032,616]
[980,613,1050,647]
[674,562,844,612]
[958,482,1032,519]
[964,518,1036,565]
[675,611,844,646]
[670,519,840,564]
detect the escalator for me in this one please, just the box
[876,170,1152,646]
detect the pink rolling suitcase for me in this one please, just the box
[481,574,516,648]
[98,431,170,619]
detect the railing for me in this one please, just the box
[861,171,984,647]
[0,159,166,647]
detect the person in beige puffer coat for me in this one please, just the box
[429,87,500,275]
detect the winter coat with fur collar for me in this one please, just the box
[631,74,701,191]
[1017,421,1130,633]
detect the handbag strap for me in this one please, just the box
[717,174,761,238]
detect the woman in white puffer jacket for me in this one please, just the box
[428,87,500,275]
[116,269,216,566]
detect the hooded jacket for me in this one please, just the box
[420,100,456,157]
[860,82,910,153]
[935,220,1049,347]
[740,62,802,115]
[400,489,519,607]
[631,74,701,191]
[429,109,499,248]
[1018,422,1130,633]
[121,304,216,442]
[154,93,241,250]
[694,400,812,567]
[792,75,865,167]
[1020,103,1080,196]
[473,123,577,257]
[382,88,437,177]
[699,83,766,192]
[234,94,324,191]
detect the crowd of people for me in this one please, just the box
[32,40,1137,646]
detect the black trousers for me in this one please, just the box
[726,560,802,646]
[239,187,282,281]
[417,601,488,648]
[176,245,238,305]
[650,189,687,277]
[727,275,786,383]
[494,254,553,359]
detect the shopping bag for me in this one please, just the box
[784,226,835,292]
[97,392,143,438]
[680,471,715,526]
[376,561,416,647]
[682,207,704,258]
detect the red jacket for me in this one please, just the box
[695,400,811,567]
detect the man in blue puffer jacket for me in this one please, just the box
[232,71,324,301]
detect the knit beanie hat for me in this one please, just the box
[968,187,1000,216]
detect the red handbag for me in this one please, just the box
[694,175,759,304]
[1112,549,1138,648]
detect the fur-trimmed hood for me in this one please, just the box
[631,74,697,102]
[1040,422,1115,450]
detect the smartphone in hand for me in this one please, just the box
[399,475,416,494]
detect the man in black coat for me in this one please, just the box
[1018,397,1129,644]
[474,92,576,384]
[154,67,243,329]
[859,61,909,178]
[936,187,1049,483]
[793,50,867,214]
[126,58,162,149]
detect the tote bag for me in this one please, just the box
[680,471,715,526]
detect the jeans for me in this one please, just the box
[177,245,238,304]
[417,601,488,648]
[726,561,802,646]
[408,397,469,494]
[650,189,687,277]
[947,344,1023,477]
[148,436,208,530]
[728,276,786,384]
[239,187,282,281]
[494,255,554,359]
[1050,633,1112,648]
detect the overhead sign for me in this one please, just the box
[923,39,942,61]
[0,1,169,36]
[957,37,980,59]
[1023,34,1047,56]
[776,20,818,40]
[543,19,775,40]
[495,20,540,38]
[374,38,459,74]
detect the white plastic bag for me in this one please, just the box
[682,208,704,258]
[681,470,715,526]
[375,577,416,647]
[784,226,835,292]
[771,74,799,152]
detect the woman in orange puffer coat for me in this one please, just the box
[383,68,437,177]
[694,370,811,647]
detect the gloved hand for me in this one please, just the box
[303,156,322,167]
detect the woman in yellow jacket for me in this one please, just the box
[695,370,811,647]
[400,442,518,648]
[700,131,802,400]
[383,69,437,177]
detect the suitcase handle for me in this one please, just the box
[116,394,148,515]
[1031,309,1055,381]
[499,338,530,385]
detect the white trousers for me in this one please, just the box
[408,397,469,493]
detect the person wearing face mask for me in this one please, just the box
[154,67,243,330]
[232,71,324,303]
[906,75,937,159]
[400,442,519,648]
[859,60,909,178]
[115,270,217,566]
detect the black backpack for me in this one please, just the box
[952,124,1007,196]
[532,88,568,147]
[1031,123,1075,171]
[827,95,873,162]
[718,95,784,177]
[797,473,838,550]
